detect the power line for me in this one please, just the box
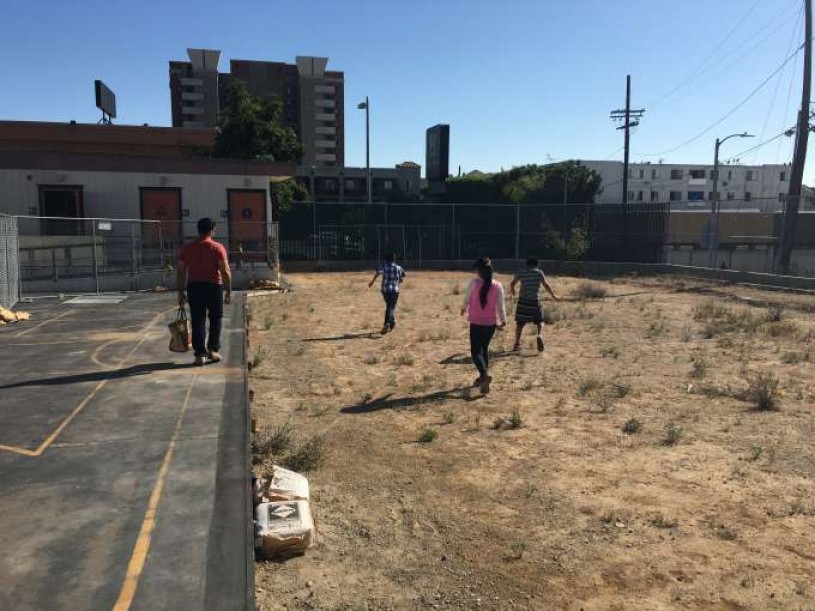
[647,0,763,111]
[648,0,801,113]
[641,44,805,158]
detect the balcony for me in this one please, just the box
[180,77,204,87]
[314,84,335,94]
[316,139,336,149]
[181,92,204,101]
[315,113,335,122]
[314,99,336,109]
[182,120,205,128]
[315,153,337,162]
[315,126,336,135]
[181,106,204,115]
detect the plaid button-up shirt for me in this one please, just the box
[379,262,405,293]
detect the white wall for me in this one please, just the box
[0,168,271,239]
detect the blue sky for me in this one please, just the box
[2,0,810,179]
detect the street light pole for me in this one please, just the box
[357,97,371,205]
[709,132,753,267]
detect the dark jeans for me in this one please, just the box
[187,282,224,357]
[469,324,496,378]
[382,291,399,329]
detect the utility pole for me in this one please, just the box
[610,75,645,207]
[777,0,812,274]
[710,133,753,267]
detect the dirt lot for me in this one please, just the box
[249,271,815,611]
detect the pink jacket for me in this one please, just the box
[462,278,508,326]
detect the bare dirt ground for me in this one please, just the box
[249,271,815,611]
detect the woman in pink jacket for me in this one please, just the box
[460,257,508,394]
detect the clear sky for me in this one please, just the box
[2,0,810,180]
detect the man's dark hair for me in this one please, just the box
[526,256,539,268]
[197,217,216,235]
[385,252,396,262]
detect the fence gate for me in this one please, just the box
[0,215,20,308]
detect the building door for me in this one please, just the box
[39,186,84,236]
[140,188,183,262]
[228,189,267,262]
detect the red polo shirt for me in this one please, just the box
[179,236,228,284]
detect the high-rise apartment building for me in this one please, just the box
[169,49,221,129]
[169,49,345,167]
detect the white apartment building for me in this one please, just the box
[581,160,791,209]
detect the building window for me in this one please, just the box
[746,170,755,181]
[727,192,735,200]
[670,169,683,180]
[745,192,752,201]
[652,169,660,180]
[627,191,635,201]
[669,191,682,201]
[651,191,659,201]
[688,191,705,201]
[405,180,411,191]
[636,191,644,201]
[628,169,635,179]
[727,170,733,181]
[638,169,645,179]
[384,180,394,190]
[779,193,786,202]
[689,169,706,179]
[780,171,787,181]
[344,179,356,190]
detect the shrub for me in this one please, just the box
[600,346,620,359]
[573,282,607,300]
[507,410,524,429]
[746,373,780,411]
[577,377,603,397]
[611,383,631,399]
[622,418,642,434]
[443,412,455,425]
[765,306,784,323]
[363,354,380,365]
[395,354,415,366]
[690,357,708,379]
[282,435,326,473]
[663,422,682,446]
[419,428,438,443]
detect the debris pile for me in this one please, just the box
[0,308,31,325]
[247,278,284,291]
[253,466,315,559]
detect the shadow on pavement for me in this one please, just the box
[438,352,538,365]
[340,387,481,414]
[0,362,190,390]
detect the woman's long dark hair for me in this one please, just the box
[474,257,493,308]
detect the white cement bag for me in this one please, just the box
[266,465,310,501]
[255,500,314,558]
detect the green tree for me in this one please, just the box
[215,80,303,162]
[271,179,310,212]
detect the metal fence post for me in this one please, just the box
[515,202,520,260]
[91,220,100,294]
[451,204,456,260]
[131,223,137,276]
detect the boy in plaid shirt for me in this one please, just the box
[368,252,406,334]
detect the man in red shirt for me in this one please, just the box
[177,218,232,366]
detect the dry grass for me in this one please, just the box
[249,271,815,611]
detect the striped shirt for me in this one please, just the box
[379,262,405,293]
[513,268,546,302]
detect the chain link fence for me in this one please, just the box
[13,216,278,295]
[276,198,815,276]
[0,215,20,308]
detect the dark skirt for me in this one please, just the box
[515,298,543,324]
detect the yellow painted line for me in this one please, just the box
[0,306,176,457]
[14,309,74,337]
[111,374,197,611]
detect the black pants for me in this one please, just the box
[469,324,496,378]
[382,291,399,329]
[187,282,224,357]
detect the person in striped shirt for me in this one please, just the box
[509,257,559,353]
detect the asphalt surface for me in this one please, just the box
[0,293,252,611]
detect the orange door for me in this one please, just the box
[228,190,267,262]
[140,188,182,259]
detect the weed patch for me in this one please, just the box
[622,418,642,434]
[573,282,607,300]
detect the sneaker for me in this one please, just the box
[512,344,521,352]
[473,377,483,388]
[536,335,545,353]
[380,325,390,335]
[194,355,206,367]
[480,375,492,395]
[208,350,222,363]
